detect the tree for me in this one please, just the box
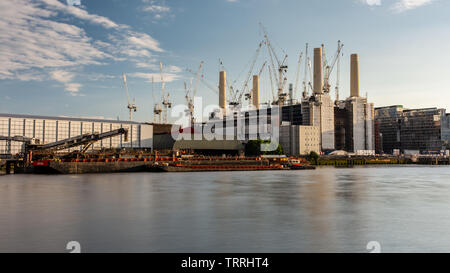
[245,140,261,156]
[245,140,284,156]
[308,151,319,165]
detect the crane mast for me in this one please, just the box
[122,73,137,121]
[229,41,264,108]
[335,45,342,104]
[152,76,162,123]
[323,40,344,94]
[268,65,276,105]
[186,67,218,95]
[260,23,288,106]
[302,43,310,100]
[185,61,204,125]
[293,51,303,102]
[160,62,172,124]
[245,61,266,102]
[308,58,313,93]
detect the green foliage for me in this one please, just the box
[308,151,319,165]
[245,140,284,156]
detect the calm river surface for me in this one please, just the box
[1,165,450,253]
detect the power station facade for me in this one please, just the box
[299,51,375,155]
[162,43,444,157]
[202,48,376,156]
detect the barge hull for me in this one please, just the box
[24,159,312,174]
[32,161,151,174]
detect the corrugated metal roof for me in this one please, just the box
[0,113,143,125]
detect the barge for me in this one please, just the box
[21,157,313,174]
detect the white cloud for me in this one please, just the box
[0,0,176,95]
[135,62,159,69]
[129,72,180,83]
[144,5,170,13]
[362,0,381,6]
[129,64,182,83]
[391,0,433,12]
[0,0,108,80]
[65,83,82,93]
[14,71,46,82]
[50,70,75,83]
[360,0,435,12]
[106,30,163,60]
[168,65,183,73]
[142,1,172,20]
[50,70,82,94]
[66,0,81,6]
[123,49,152,58]
[42,0,119,29]
[127,32,164,52]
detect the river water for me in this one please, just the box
[1,166,450,253]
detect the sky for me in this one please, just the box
[1,0,449,122]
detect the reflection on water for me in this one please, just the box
[1,165,450,252]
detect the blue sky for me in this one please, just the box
[1,0,449,122]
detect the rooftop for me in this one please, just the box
[0,113,143,125]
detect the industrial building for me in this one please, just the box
[374,106,450,154]
[334,54,375,154]
[301,47,336,152]
[148,32,375,157]
[280,125,320,156]
[0,113,153,158]
[181,48,375,157]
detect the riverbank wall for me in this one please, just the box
[312,156,450,166]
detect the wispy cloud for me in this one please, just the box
[42,0,120,29]
[50,70,82,95]
[144,4,170,13]
[360,0,434,11]
[127,32,164,52]
[129,68,181,83]
[0,0,175,95]
[66,0,80,6]
[361,0,381,6]
[142,0,172,20]
[0,0,108,79]
[391,0,433,12]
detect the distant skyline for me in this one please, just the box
[1,0,449,122]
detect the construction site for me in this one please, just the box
[1,25,449,175]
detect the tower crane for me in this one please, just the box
[260,23,288,106]
[302,43,310,100]
[152,76,162,123]
[293,51,303,102]
[186,67,218,95]
[185,61,204,125]
[122,73,137,121]
[183,81,191,122]
[335,44,342,104]
[307,58,313,93]
[229,41,264,108]
[323,40,344,94]
[244,61,266,102]
[268,65,277,105]
[160,62,172,124]
[258,61,267,77]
